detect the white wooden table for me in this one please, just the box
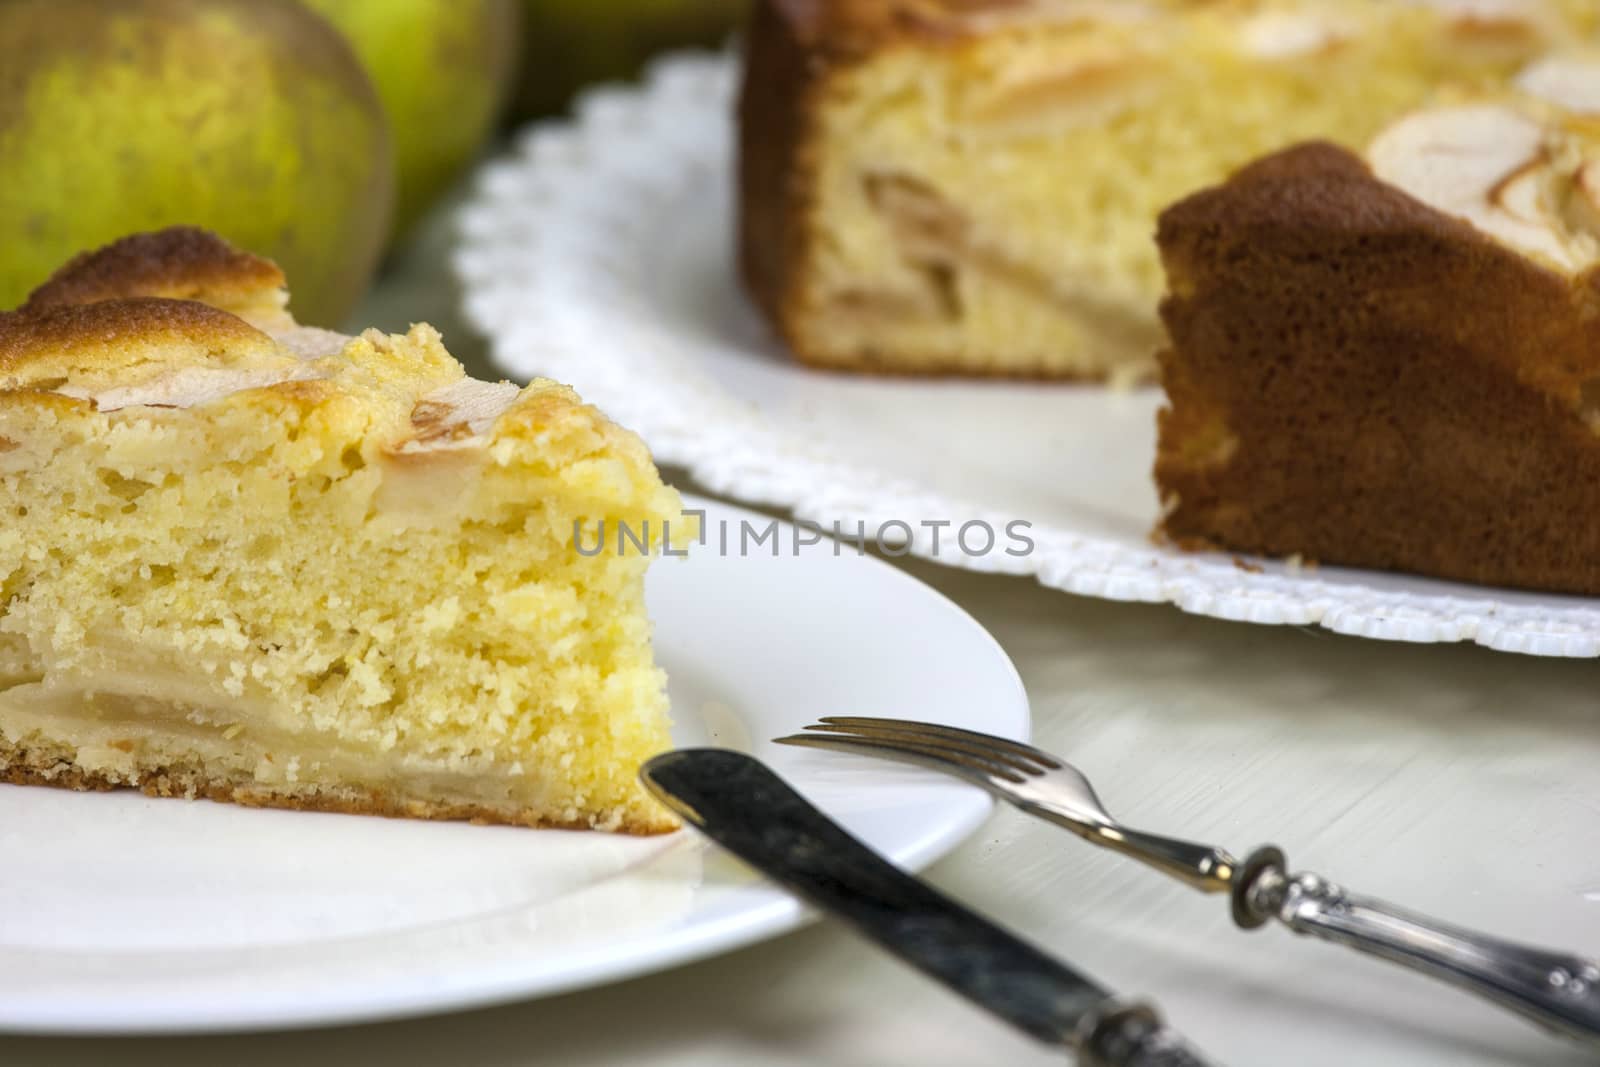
[2,209,1595,1067]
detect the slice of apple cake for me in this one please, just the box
[0,227,681,832]
[740,0,1594,379]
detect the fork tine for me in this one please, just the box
[801,722,1048,778]
[814,717,1062,771]
[774,732,1030,786]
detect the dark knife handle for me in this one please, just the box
[1080,1002,1212,1067]
[641,749,1216,1066]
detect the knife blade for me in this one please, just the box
[641,748,1213,1067]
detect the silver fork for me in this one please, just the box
[776,716,1600,1049]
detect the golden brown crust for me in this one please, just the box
[0,738,677,835]
[1,227,300,392]
[1154,141,1600,594]
[0,298,279,385]
[763,0,1099,54]
[20,226,285,314]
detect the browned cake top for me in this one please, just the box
[0,299,276,381]
[21,226,285,314]
[1157,136,1596,386]
[1158,140,1485,253]
[1160,84,1600,289]
[0,228,299,391]
[0,227,556,466]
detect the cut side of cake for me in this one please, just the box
[740,0,1594,379]
[1154,58,1600,594]
[0,228,682,832]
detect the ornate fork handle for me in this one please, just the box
[1234,847,1600,1046]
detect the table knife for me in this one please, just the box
[641,748,1213,1067]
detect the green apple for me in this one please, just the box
[513,0,748,119]
[300,0,520,237]
[0,0,393,326]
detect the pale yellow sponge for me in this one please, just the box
[0,228,682,833]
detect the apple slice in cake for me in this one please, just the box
[0,227,680,832]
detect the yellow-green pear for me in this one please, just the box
[300,0,520,236]
[514,0,748,120]
[0,0,393,325]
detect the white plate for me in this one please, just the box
[0,494,1027,1035]
[456,54,1600,659]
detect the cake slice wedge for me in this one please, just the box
[1154,59,1600,595]
[0,228,682,832]
[740,0,1595,380]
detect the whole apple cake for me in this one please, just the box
[739,0,1594,380]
